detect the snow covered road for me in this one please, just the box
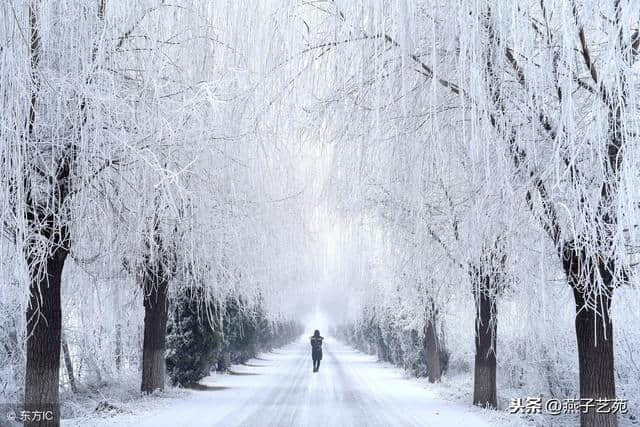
[64,337,516,427]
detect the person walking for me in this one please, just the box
[310,330,323,372]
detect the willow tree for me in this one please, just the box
[290,0,510,402]
[0,2,110,424]
[477,3,640,425]
[283,2,638,425]
[0,1,204,423]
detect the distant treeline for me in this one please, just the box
[334,314,449,381]
[167,291,302,387]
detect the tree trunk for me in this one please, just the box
[114,283,123,372]
[61,333,77,393]
[140,274,169,394]
[473,285,497,408]
[217,350,231,372]
[564,246,617,427]
[424,311,442,383]
[115,323,122,371]
[25,249,68,427]
[375,325,389,362]
[573,289,617,427]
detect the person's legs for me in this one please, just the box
[316,358,321,371]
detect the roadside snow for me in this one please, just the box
[61,338,540,426]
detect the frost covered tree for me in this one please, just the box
[475,3,640,425]
[283,1,640,425]
[2,1,639,426]
[0,0,306,421]
[0,2,111,423]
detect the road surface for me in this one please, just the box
[64,337,514,427]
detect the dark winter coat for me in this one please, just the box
[310,335,323,360]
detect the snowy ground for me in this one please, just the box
[62,337,537,427]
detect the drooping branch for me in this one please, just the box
[381,33,463,96]
[313,1,464,97]
[27,3,40,139]
[571,1,599,86]
[485,10,563,248]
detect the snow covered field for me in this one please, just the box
[62,337,528,427]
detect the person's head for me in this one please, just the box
[314,330,320,337]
